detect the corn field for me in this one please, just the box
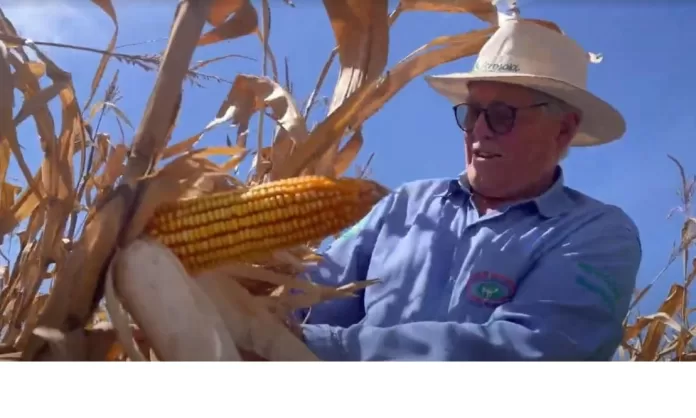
[0,0,693,361]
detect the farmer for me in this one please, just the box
[297,18,642,361]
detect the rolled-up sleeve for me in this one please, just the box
[299,191,395,328]
[302,207,642,361]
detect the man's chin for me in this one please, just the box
[467,175,509,199]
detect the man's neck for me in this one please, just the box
[471,169,559,215]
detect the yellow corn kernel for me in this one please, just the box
[143,175,389,274]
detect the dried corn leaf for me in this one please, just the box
[8,54,57,143]
[633,284,686,361]
[162,133,205,159]
[398,0,498,25]
[623,312,684,342]
[208,0,247,26]
[89,101,134,130]
[333,129,364,177]
[0,182,20,211]
[0,266,7,290]
[277,26,495,179]
[269,135,295,180]
[20,189,127,360]
[257,0,279,83]
[123,1,211,184]
[10,60,46,85]
[3,247,42,347]
[0,141,9,184]
[0,42,43,203]
[38,69,79,277]
[26,61,46,78]
[14,294,48,349]
[82,0,119,113]
[315,0,389,176]
[82,325,124,361]
[189,145,246,159]
[324,0,390,113]
[198,0,258,46]
[195,270,318,361]
[190,53,255,71]
[13,78,70,126]
[211,74,309,148]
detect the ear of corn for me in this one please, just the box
[142,175,389,274]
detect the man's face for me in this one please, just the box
[459,81,580,200]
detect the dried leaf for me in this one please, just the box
[208,0,247,26]
[21,187,128,360]
[190,53,255,71]
[13,79,70,125]
[0,175,43,237]
[637,284,685,361]
[14,294,48,349]
[398,0,499,24]
[94,144,128,189]
[0,139,10,186]
[7,52,58,159]
[195,270,318,361]
[324,0,389,113]
[333,129,364,177]
[276,26,496,179]
[198,0,258,46]
[212,74,309,149]
[680,217,696,250]
[122,1,211,184]
[162,133,204,159]
[0,182,21,211]
[0,42,44,204]
[82,0,119,113]
[89,101,134,130]
[316,0,389,175]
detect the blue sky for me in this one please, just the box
[3,0,695,316]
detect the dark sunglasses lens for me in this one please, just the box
[486,102,515,133]
[454,104,479,131]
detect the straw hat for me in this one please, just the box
[424,18,626,147]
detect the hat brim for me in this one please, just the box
[424,72,626,147]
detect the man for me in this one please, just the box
[297,18,642,361]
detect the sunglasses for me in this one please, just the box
[453,101,548,135]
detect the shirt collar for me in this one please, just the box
[443,166,574,218]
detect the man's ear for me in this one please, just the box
[557,111,581,149]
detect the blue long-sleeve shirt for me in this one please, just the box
[299,168,642,361]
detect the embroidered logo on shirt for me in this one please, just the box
[464,271,516,307]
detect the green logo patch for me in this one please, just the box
[464,271,516,307]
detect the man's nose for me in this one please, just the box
[471,111,494,141]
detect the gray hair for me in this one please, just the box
[530,90,581,160]
[531,89,581,117]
